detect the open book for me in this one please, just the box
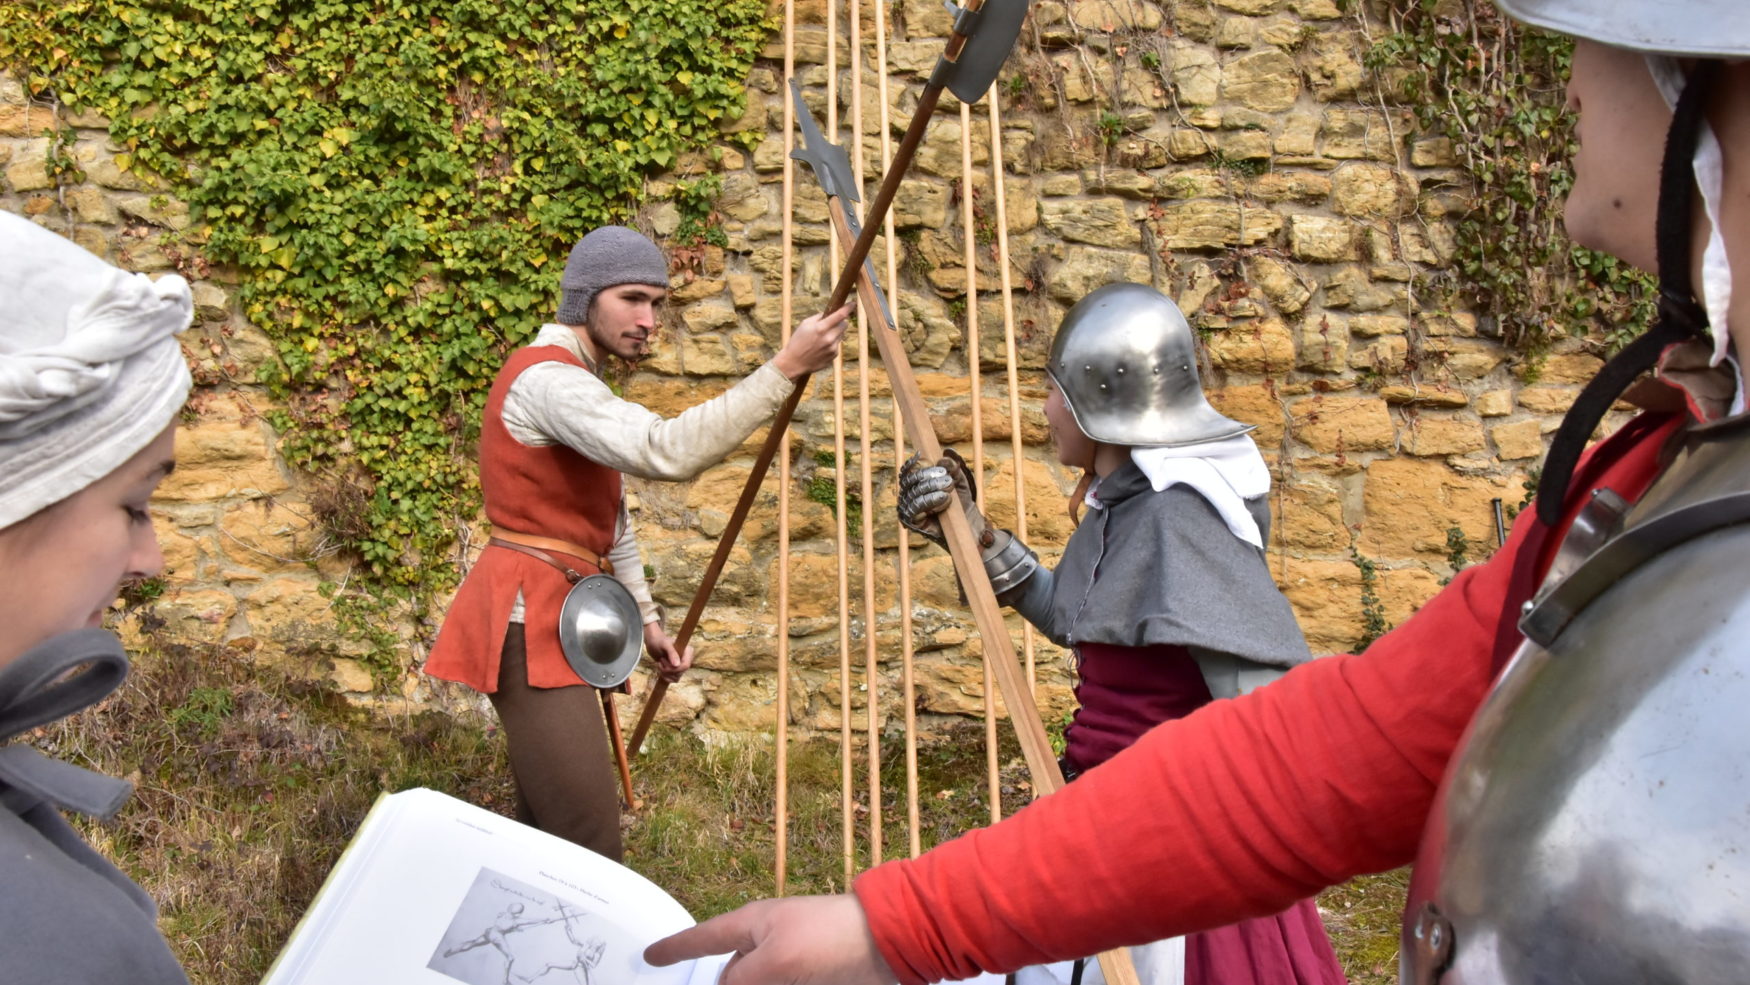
[262,788,731,985]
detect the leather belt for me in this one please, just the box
[488,527,613,580]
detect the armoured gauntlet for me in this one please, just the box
[896,449,1038,597]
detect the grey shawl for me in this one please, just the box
[0,629,189,985]
[1004,461,1312,670]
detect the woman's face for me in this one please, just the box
[1562,40,1670,271]
[0,424,176,667]
[1044,380,1095,469]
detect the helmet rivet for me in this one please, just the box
[1099,384,1108,391]
[1116,367,1125,374]
[1084,364,1092,372]
[1181,364,1190,371]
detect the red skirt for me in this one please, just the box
[1066,642,1347,985]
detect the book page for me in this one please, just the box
[265,788,711,985]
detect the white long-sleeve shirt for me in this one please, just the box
[499,323,796,625]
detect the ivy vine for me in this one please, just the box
[1365,0,1657,359]
[3,0,770,656]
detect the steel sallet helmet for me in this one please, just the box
[1403,10,1750,982]
[1046,282,1250,448]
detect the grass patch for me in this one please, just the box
[50,635,1399,983]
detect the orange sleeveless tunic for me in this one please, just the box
[425,345,623,691]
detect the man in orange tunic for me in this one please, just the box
[427,226,850,859]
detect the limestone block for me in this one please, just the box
[727,275,757,309]
[1323,265,1406,311]
[1289,395,1395,453]
[1221,50,1301,113]
[1348,314,1409,336]
[931,396,1051,447]
[1271,477,1349,551]
[981,455,1079,547]
[1288,214,1357,262]
[1064,0,1162,31]
[1248,170,1332,203]
[0,102,45,137]
[159,400,290,502]
[651,541,757,609]
[1039,197,1141,249]
[1214,128,1273,161]
[894,177,951,229]
[1207,317,1296,373]
[1296,311,1349,371]
[669,277,727,305]
[1357,458,1518,559]
[190,282,231,323]
[1401,416,1486,457]
[1426,338,1506,380]
[1045,246,1152,302]
[153,518,202,581]
[1277,557,1363,654]
[1411,137,1458,167]
[1155,168,1231,200]
[680,301,737,334]
[1380,565,1444,626]
[81,146,156,191]
[1160,127,1214,162]
[1275,108,1321,155]
[1540,352,1604,383]
[1319,107,1408,162]
[967,173,1039,232]
[1491,419,1544,460]
[1331,163,1415,217]
[1476,389,1514,417]
[1289,0,1342,17]
[752,132,788,172]
[897,292,958,369]
[1214,0,1283,14]
[1301,33,1363,101]
[1209,384,1285,446]
[1252,256,1312,314]
[1155,201,1283,251]
[900,0,954,36]
[1169,0,1219,39]
[149,588,238,644]
[686,612,777,674]
[1038,126,1098,172]
[5,140,52,192]
[218,500,320,568]
[627,376,733,420]
[915,119,989,177]
[64,185,117,224]
[700,676,783,734]
[1168,41,1222,106]
[1083,169,1155,200]
[1212,15,1255,48]
[1517,387,1578,415]
[116,192,191,231]
[243,576,346,649]
[1419,311,1478,337]
[1350,336,1407,374]
[1379,384,1469,408]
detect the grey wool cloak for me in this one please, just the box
[0,629,189,985]
[1005,460,1312,670]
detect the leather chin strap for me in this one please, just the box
[1535,60,1722,527]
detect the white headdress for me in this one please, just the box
[0,211,193,528]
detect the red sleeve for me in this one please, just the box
[854,520,1525,984]
[854,414,1682,985]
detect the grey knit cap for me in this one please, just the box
[556,226,670,326]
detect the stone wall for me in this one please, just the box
[0,0,1623,738]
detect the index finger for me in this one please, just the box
[644,910,758,967]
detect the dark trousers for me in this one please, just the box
[487,623,623,861]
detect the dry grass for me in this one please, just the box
[49,636,1401,984]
